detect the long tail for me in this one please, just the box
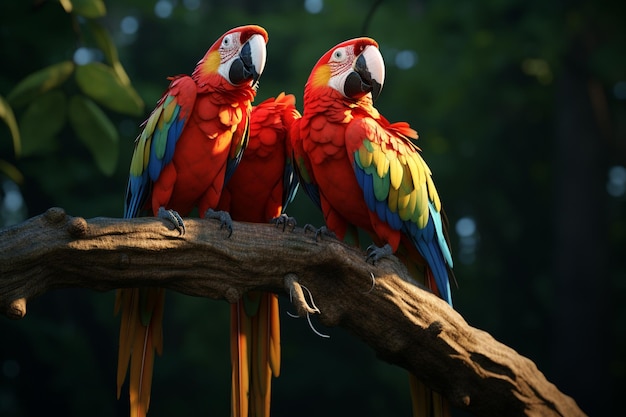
[395,245,451,417]
[406,269,450,417]
[115,287,165,417]
[230,291,281,417]
[409,374,450,417]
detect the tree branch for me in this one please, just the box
[0,208,585,417]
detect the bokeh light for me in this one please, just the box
[304,0,323,14]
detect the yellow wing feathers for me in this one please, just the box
[353,123,440,230]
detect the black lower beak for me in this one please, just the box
[229,42,260,86]
[344,54,381,100]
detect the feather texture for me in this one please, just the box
[292,37,454,417]
[116,25,268,417]
[218,92,300,417]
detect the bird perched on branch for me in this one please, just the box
[217,91,300,417]
[116,25,268,417]
[291,37,454,417]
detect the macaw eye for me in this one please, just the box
[332,47,347,62]
[221,35,232,48]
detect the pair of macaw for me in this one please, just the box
[116,25,453,417]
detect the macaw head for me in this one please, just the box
[307,37,385,101]
[194,25,268,89]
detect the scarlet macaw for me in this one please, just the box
[217,92,300,417]
[115,25,268,417]
[291,37,453,416]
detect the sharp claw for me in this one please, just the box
[315,226,336,242]
[157,207,186,235]
[271,213,297,231]
[366,243,393,264]
[204,208,233,237]
[302,224,336,241]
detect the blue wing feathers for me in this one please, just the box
[163,108,183,166]
[375,198,387,227]
[124,76,195,223]
[387,207,403,230]
[355,161,403,231]
[148,142,163,182]
[302,181,321,210]
[429,202,454,268]
[354,150,453,305]
[224,153,241,184]
[282,157,300,212]
[405,220,453,306]
[124,172,150,219]
[224,117,249,184]
[357,165,377,212]
[354,161,365,188]
[148,107,184,183]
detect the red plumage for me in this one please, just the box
[218,92,300,417]
[292,37,452,417]
[117,25,268,417]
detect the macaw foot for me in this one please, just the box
[366,243,393,264]
[157,207,185,235]
[303,224,336,241]
[270,213,297,231]
[204,208,233,237]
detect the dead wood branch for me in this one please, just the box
[0,207,585,417]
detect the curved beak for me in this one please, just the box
[229,33,267,87]
[344,44,385,101]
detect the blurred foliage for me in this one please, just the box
[0,0,625,416]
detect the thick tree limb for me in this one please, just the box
[0,208,585,417]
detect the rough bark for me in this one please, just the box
[0,207,585,417]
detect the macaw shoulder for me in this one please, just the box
[346,115,421,155]
[158,75,197,117]
[128,75,198,181]
[167,75,197,98]
[344,115,390,153]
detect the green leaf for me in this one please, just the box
[0,95,21,157]
[75,62,144,116]
[87,20,118,66]
[58,0,73,13]
[87,20,131,85]
[0,160,24,185]
[70,0,106,18]
[68,95,119,176]
[19,90,67,156]
[7,61,74,108]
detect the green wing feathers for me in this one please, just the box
[125,76,196,218]
[353,128,439,231]
[350,119,453,305]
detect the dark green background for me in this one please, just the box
[1,0,624,416]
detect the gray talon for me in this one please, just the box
[205,208,233,237]
[271,213,297,231]
[314,226,336,241]
[303,224,318,234]
[157,207,186,235]
[366,243,393,264]
[302,224,336,241]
